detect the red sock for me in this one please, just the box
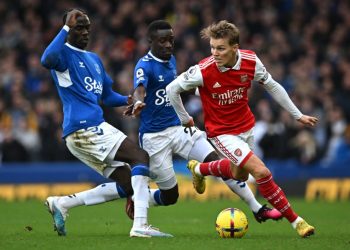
[199,159,233,179]
[256,174,298,222]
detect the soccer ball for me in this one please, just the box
[215,208,248,238]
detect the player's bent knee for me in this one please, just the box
[231,166,249,182]
[160,185,179,206]
[203,151,220,162]
[235,174,249,182]
[252,165,271,180]
[162,192,179,205]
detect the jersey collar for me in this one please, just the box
[65,43,87,53]
[148,51,169,63]
[217,50,242,72]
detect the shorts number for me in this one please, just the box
[184,126,197,137]
[91,126,104,135]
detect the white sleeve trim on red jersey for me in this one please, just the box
[263,78,303,120]
[254,55,272,84]
[166,78,192,124]
[177,65,203,90]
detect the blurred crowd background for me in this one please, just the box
[0,0,349,167]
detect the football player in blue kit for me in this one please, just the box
[41,9,171,238]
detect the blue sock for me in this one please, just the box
[131,164,150,177]
[153,189,164,205]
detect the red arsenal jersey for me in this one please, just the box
[198,50,257,137]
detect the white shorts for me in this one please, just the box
[141,126,215,190]
[208,128,255,167]
[66,122,128,178]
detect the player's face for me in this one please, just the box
[151,29,174,61]
[210,38,238,68]
[68,15,90,49]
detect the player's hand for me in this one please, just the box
[123,101,146,117]
[182,117,195,127]
[123,104,134,116]
[297,115,318,127]
[122,95,134,116]
[65,9,85,28]
[132,101,146,117]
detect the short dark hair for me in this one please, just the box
[62,8,87,25]
[147,20,172,40]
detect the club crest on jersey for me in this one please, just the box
[240,74,248,82]
[158,75,164,82]
[234,148,242,157]
[94,63,101,74]
[136,68,144,77]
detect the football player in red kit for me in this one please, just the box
[167,20,317,238]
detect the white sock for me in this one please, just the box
[149,189,160,206]
[224,179,262,213]
[291,216,303,229]
[131,175,149,228]
[59,182,120,209]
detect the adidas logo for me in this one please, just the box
[213,82,221,88]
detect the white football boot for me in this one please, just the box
[45,196,68,236]
[130,225,173,237]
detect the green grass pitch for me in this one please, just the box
[0,198,349,250]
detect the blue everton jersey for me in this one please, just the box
[134,52,181,133]
[41,27,127,137]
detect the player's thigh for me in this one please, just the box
[66,123,126,175]
[173,126,213,161]
[188,135,216,162]
[209,134,252,167]
[115,137,149,165]
[239,128,255,150]
[65,146,106,175]
[209,134,252,180]
[150,148,177,190]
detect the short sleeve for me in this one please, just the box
[134,65,149,89]
[254,55,272,84]
[178,65,204,91]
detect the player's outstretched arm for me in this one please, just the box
[263,80,318,128]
